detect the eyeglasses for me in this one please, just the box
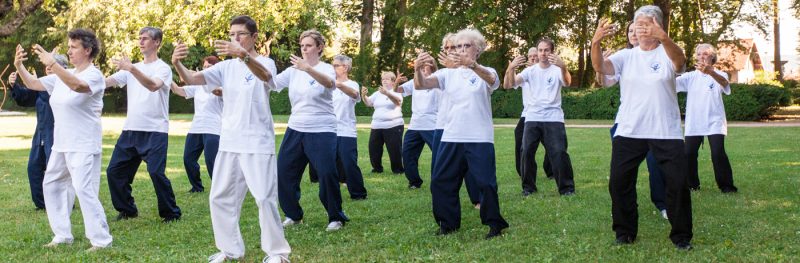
[444,45,455,50]
[455,44,473,49]
[228,32,253,39]
[333,64,347,68]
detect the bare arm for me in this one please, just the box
[413,52,440,90]
[380,88,402,107]
[290,55,334,89]
[503,56,526,89]
[112,56,164,92]
[172,42,207,85]
[170,82,188,98]
[49,65,92,93]
[361,87,373,107]
[336,81,359,99]
[393,72,408,93]
[591,18,617,75]
[13,45,46,91]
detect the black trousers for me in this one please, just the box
[514,117,553,185]
[520,121,575,194]
[685,135,737,192]
[609,136,693,244]
[368,125,404,173]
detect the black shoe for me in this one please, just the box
[485,226,505,240]
[408,184,421,189]
[371,169,383,173]
[351,196,367,201]
[162,216,181,223]
[35,207,46,211]
[675,241,693,250]
[189,189,204,193]
[521,190,536,197]
[115,212,138,221]
[546,175,554,180]
[614,235,635,245]
[721,187,738,193]
[689,186,700,191]
[561,190,575,196]
[435,227,458,236]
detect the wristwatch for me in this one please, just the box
[241,53,251,64]
[468,62,478,69]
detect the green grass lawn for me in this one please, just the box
[0,127,798,261]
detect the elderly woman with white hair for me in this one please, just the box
[329,54,369,199]
[414,28,509,239]
[591,5,693,250]
[361,71,405,174]
[677,44,738,193]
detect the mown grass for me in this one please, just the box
[0,126,798,262]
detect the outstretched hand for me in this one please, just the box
[635,17,667,41]
[395,70,408,85]
[290,55,313,71]
[172,41,189,63]
[214,40,247,59]
[592,18,617,44]
[548,54,566,68]
[695,57,716,74]
[508,55,526,71]
[8,72,17,85]
[32,44,56,67]
[112,55,134,71]
[14,44,28,68]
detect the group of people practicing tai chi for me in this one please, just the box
[9,4,740,262]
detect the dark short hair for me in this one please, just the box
[139,27,163,43]
[203,56,220,65]
[537,38,555,51]
[67,28,100,59]
[230,15,258,34]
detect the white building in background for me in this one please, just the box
[716,39,765,83]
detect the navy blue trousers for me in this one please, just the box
[107,131,181,219]
[432,130,480,205]
[183,133,220,192]
[431,142,509,231]
[277,128,348,223]
[28,142,50,209]
[309,137,369,199]
[402,129,434,188]
[610,124,666,211]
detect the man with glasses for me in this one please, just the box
[105,26,182,223]
[172,15,291,263]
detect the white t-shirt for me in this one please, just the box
[677,70,731,136]
[110,59,172,133]
[609,45,683,139]
[400,80,439,130]
[40,65,105,154]
[332,80,360,138]
[434,88,451,130]
[367,89,404,129]
[183,85,223,135]
[272,62,337,133]
[517,64,566,122]
[431,66,500,143]
[202,56,277,154]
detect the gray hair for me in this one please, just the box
[53,54,69,68]
[441,33,455,49]
[634,5,664,28]
[695,43,718,64]
[139,26,163,43]
[527,47,537,54]
[454,28,487,55]
[333,54,353,72]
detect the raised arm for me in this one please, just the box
[503,56,526,89]
[33,45,90,93]
[393,71,408,93]
[289,55,334,89]
[641,17,685,71]
[172,42,207,85]
[170,81,188,98]
[591,18,617,76]
[361,87,374,107]
[215,40,276,83]
[336,81,359,99]
[549,54,572,87]
[413,52,440,90]
[111,55,164,92]
[380,88,402,107]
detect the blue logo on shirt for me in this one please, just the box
[245,74,254,83]
[309,80,317,86]
[708,83,714,90]
[650,62,661,73]
[469,77,477,85]
[547,77,554,85]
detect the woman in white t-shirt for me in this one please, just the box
[413,28,508,239]
[361,71,405,174]
[171,56,222,193]
[677,44,738,193]
[591,6,693,250]
[13,29,113,250]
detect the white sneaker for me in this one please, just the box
[208,252,238,263]
[263,255,290,263]
[282,218,302,227]
[44,238,73,248]
[660,209,669,220]
[326,221,343,231]
[85,245,110,252]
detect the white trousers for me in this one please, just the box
[210,152,291,258]
[43,151,113,247]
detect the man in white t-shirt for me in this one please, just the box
[504,39,575,196]
[592,6,693,250]
[104,27,181,222]
[14,29,113,251]
[172,16,291,263]
[170,56,223,193]
[414,29,509,239]
[395,66,439,189]
[273,30,349,232]
[677,44,738,193]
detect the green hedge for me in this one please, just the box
[92,83,789,122]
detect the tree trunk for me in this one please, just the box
[653,0,671,35]
[395,0,407,70]
[359,0,375,52]
[626,0,636,21]
[0,0,45,37]
[773,0,783,81]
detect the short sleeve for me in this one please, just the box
[202,61,225,88]
[675,72,691,93]
[39,75,58,94]
[718,71,731,95]
[486,67,500,91]
[430,69,448,90]
[272,68,292,92]
[83,68,106,95]
[400,80,414,97]
[608,50,627,76]
[183,85,198,99]
[110,70,129,87]
[322,64,336,88]
[155,63,173,90]
[259,57,279,91]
